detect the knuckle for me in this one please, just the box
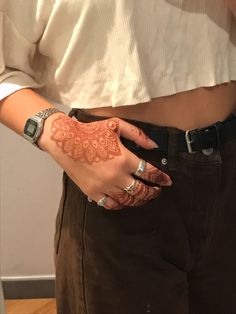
[117,154,129,168]
[85,186,96,196]
[112,117,121,122]
[107,117,120,130]
[105,170,119,183]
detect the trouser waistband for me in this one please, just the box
[69,108,236,154]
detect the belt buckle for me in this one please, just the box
[185,130,196,154]
[185,122,221,154]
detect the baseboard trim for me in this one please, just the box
[1,276,55,299]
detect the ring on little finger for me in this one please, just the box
[97,195,108,207]
[87,197,93,202]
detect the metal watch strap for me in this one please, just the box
[35,107,61,120]
[34,108,61,149]
[24,107,62,150]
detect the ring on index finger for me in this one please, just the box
[134,159,146,177]
[123,179,137,193]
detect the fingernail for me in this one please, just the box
[166,179,173,186]
[160,176,173,186]
[154,187,162,196]
[149,139,159,148]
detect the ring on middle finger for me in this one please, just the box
[123,179,137,193]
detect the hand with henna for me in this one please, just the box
[39,112,173,210]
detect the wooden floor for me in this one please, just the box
[5,299,56,314]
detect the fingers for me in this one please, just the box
[138,162,172,186]
[122,179,161,200]
[111,118,158,150]
[89,194,122,210]
[110,182,161,207]
[87,179,161,210]
[127,158,172,186]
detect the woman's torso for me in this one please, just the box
[84,82,236,130]
[2,0,235,123]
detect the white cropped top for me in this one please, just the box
[0,0,236,108]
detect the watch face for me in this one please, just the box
[24,119,38,137]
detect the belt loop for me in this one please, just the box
[167,127,179,171]
[69,108,79,118]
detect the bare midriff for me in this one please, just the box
[83,82,236,131]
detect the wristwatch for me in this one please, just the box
[23,108,61,148]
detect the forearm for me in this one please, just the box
[0,89,56,135]
[0,88,65,151]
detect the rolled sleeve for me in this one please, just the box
[0,1,51,101]
[0,71,41,101]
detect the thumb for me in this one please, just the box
[111,118,159,150]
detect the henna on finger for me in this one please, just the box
[130,125,150,142]
[104,201,122,210]
[110,183,161,207]
[139,163,172,186]
[110,190,142,207]
[109,204,125,211]
[126,180,151,199]
[126,180,161,200]
[95,195,121,210]
[130,187,161,207]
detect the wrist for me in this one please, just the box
[37,112,67,152]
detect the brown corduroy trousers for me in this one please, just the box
[54,110,236,314]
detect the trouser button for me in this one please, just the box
[202,148,214,156]
[161,158,168,165]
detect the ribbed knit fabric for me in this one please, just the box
[0,0,236,108]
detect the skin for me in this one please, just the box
[35,81,236,209]
[49,113,171,209]
[83,82,236,131]
[50,115,121,164]
[1,0,236,209]
[0,89,173,210]
[1,83,236,211]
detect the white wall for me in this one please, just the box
[0,122,63,279]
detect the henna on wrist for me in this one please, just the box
[50,114,122,164]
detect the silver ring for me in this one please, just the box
[134,159,146,176]
[97,195,108,207]
[123,179,136,192]
[87,197,93,202]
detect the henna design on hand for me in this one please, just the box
[141,164,170,185]
[130,125,149,141]
[128,180,161,200]
[50,115,122,164]
[110,191,137,206]
[110,181,161,207]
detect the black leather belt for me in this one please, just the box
[145,114,236,153]
[178,115,236,153]
[70,109,236,154]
